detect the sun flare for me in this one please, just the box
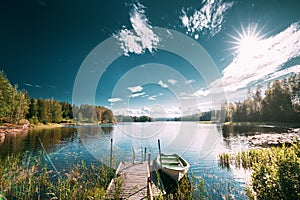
[230,24,265,56]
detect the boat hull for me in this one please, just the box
[153,153,190,183]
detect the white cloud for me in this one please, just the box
[148,95,157,100]
[158,80,168,88]
[185,79,195,84]
[25,83,33,87]
[181,0,233,37]
[168,79,177,85]
[108,98,122,103]
[129,92,146,98]
[141,106,151,115]
[194,89,210,97]
[25,83,42,88]
[179,88,210,100]
[114,3,160,56]
[141,94,149,98]
[263,65,300,83]
[128,85,143,93]
[216,22,300,93]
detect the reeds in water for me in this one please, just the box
[219,143,300,199]
[0,152,113,199]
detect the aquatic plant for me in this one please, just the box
[0,152,113,200]
[219,143,300,199]
[0,152,50,200]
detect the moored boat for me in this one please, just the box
[153,153,190,183]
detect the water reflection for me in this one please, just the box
[0,128,78,158]
[0,122,254,199]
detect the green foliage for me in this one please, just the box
[0,152,50,200]
[0,152,112,200]
[132,115,153,122]
[0,71,29,124]
[47,161,111,200]
[61,101,73,119]
[224,73,300,123]
[0,70,114,125]
[219,143,300,199]
[73,104,115,124]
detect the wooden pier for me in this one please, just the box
[107,161,162,199]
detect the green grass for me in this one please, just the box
[219,143,300,199]
[0,152,112,200]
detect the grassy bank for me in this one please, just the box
[31,123,63,129]
[219,143,300,199]
[0,152,112,200]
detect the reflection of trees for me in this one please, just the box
[101,126,113,133]
[222,125,234,138]
[0,128,77,158]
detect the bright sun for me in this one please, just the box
[237,35,259,54]
[230,25,264,56]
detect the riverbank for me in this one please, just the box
[31,123,64,129]
[0,123,66,143]
[0,124,29,143]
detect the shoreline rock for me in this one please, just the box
[225,128,300,148]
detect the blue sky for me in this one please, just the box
[1,0,300,117]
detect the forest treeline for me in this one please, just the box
[199,73,300,123]
[115,115,153,122]
[0,71,114,125]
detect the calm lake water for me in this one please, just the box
[0,122,288,199]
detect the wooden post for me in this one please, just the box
[158,139,162,170]
[148,152,152,185]
[141,147,143,163]
[110,138,113,170]
[144,147,147,161]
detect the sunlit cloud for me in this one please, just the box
[108,98,122,103]
[113,106,182,118]
[168,79,177,85]
[177,22,300,105]
[115,3,160,56]
[128,85,143,93]
[218,22,300,93]
[263,65,300,83]
[181,0,233,38]
[158,80,168,88]
[129,92,146,98]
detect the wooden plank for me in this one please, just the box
[107,161,161,199]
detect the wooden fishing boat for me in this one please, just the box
[153,153,190,183]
